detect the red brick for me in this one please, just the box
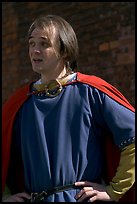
[2,2,135,106]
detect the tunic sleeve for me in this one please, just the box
[102,93,135,148]
[106,143,135,201]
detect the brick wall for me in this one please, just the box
[2,2,135,106]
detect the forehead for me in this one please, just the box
[30,28,47,39]
[30,27,56,40]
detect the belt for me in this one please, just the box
[27,183,79,202]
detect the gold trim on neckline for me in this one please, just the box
[31,73,76,97]
[33,79,62,97]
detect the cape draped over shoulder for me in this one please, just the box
[2,72,135,202]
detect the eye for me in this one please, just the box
[29,41,35,47]
[41,41,50,47]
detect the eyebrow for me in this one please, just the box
[28,36,48,41]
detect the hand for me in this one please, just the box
[2,192,31,202]
[74,181,113,202]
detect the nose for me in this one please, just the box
[33,48,41,54]
[31,45,41,54]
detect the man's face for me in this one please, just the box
[28,27,62,76]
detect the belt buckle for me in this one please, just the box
[30,193,38,202]
[30,191,48,202]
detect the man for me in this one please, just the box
[2,15,135,202]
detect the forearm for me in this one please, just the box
[106,142,135,201]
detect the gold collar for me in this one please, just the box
[32,73,76,97]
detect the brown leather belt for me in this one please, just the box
[27,183,79,202]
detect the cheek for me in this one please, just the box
[28,48,32,59]
[46,49,59,60]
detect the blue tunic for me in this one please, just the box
[14,81,135,202]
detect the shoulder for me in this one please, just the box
[76,72,111,88]
[5,83,30,103]
[2,83,31,116]
[76,72,135,112]
[76,71,116,97]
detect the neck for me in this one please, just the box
[40,67,67,84]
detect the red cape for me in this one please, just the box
[2,72,135,201]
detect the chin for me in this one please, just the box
[32,66,43,74]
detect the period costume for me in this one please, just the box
[2,72,135,202]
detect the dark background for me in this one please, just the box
[2,2,135,106]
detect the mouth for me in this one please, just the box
[33,59,43,63]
